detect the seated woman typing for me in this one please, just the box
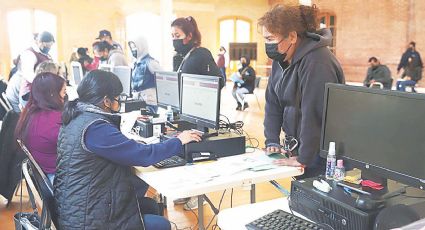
[54,70,201,230]
[15,64,66,184]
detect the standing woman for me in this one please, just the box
[259,4,345,178]
[171,16,224,88]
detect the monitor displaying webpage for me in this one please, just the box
[156,73,180,108]
[181,76,219,122]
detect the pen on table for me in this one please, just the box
[337,182,371,196]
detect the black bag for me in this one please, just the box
[14,160,41,230]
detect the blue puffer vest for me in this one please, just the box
[54,103,145,230]
[131,55,156,92]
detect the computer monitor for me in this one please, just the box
[112,66,132,97]
[70,61,83,86]
[180,74,221,131]
[155,71,180,112]
[98,64,113,72]
[320,83,425,190]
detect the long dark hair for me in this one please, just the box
[62,70,123,125]
[171,16,202,47]
[15,72,66,140]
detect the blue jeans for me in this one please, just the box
[46,173,55,185]
[396,80,416,92]
[220,67,226,85]
[139,197,171,230]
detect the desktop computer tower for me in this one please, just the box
[289,177,380,230]
[184,132,246,159]
[289,177,425,230]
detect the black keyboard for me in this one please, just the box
[154,156,187,168]
[246,209,324,230]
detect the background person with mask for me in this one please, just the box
[216,46,227,85]
[397,41,423,75]
[96,29,123,51]
[171,16,224,89]
[128,36,161,110]
[232,56,256,110]
[170,15,223,210]
[259,4,345,179]
[93,41,128,66]
[18,31,55,107]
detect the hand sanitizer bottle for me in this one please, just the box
[334,160,346,181]
[325,142,336,180]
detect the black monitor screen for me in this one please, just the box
[155,71,180,111]
[321,84,425,189]
[180,74,221,130]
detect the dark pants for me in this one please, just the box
[220,67,226,85]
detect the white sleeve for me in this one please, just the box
[20,50,37,83]
[147,59,162,73]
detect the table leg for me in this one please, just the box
[250,184,256,203]
[198,195,205,230]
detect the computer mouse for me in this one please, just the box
[355,195,385,210]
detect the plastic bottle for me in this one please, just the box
[334,159,346,181]
[325,142,336,180]
[166,106,174,122]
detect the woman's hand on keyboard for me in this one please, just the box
[177,130,202,144]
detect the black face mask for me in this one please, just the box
[100,56,108,61]
[173,39,194,55]
[131,50,137,59]
[265,41,292,62]
[241,62,248,68]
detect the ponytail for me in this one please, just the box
[171,16,202,47]
[62,99,80,125]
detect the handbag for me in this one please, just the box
[14,160,41,230]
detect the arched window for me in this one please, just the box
[218,17,251,69]
[319,13,336,53]
[7,9,58,61]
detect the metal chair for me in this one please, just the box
[18,139,58,229]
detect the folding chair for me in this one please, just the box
[239,77,262,111]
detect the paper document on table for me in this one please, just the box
[216,154,277,176]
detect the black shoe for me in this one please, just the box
[236,103,242,110]
[243,103,249,110]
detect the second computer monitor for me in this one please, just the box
[180,73,221,130]
[155,71,180,111]
[112,66,132,97]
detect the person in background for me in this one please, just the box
[77,47,94,75]
[93,41,128,66]
[217,46,227,85]
[171,16,224,89]
[97,29,123,51]
[363,57,392,89]
[5,32,54,112]
[54,70,201,230]
[128,36,161,111]
[259,4,345,178]
[397,41,423,75]
[15,69,66,184]
[8,56,20,81]
[232,56,256,110]
[396,57,422,92]
[171,15,223,210]
[19,31,55,108]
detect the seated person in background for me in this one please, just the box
[93,40,128,67]
[54,70,201,230]
[76,47,93,75]
[15,71,66,184]
[232,56,256,110]
[397,57,422,92]
[363,57,392,89]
